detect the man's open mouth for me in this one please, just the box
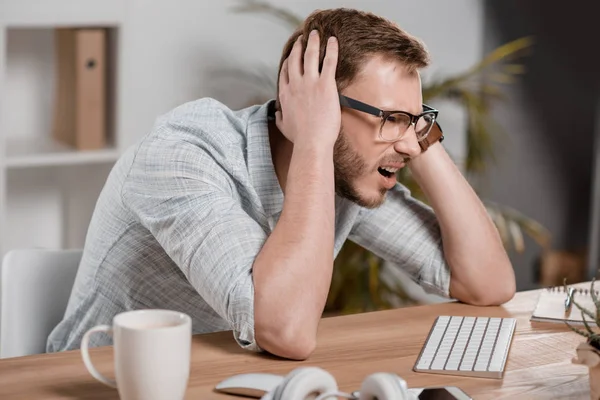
[378,166,398,178]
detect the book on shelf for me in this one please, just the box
[52,27,107,151]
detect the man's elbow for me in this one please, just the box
[255,323,316,361]
[470,284,515,306]
[485,269,517,305]
[451,277,516,306]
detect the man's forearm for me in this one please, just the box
[252,145,335,359]
[409,143,516,305]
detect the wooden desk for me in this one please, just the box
[0,286,593,399]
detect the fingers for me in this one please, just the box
[277,60,288,123]
[321,36,338,80]
[279,58,289,88]
[287,35,303,81]
[303,30,320,78]
[284,32,336,82]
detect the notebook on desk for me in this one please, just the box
[530,286,598,325]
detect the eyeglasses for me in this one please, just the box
[339,94,439,142]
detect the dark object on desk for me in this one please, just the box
[414,387,472,400]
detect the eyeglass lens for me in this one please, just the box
[381,113,435,141]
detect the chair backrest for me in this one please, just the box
[0,248,82,358]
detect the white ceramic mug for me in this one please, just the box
[81,309,192,400]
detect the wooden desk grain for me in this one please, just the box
[0,286,593,399]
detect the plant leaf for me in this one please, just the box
[464,36,534,77]
[489,73,518,84]
[230,0,303,29]
[566,321,594,339]
[503,64,527,74]
[508,219,525,253]
[582,309,597,336]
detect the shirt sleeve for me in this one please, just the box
[121,127,266,352]
[348,183,452,297]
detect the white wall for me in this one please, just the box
[0,0,484,252]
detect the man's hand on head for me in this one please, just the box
[275,31,340,150]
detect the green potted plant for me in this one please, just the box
[566,280,600,399]
[229,0,551,315]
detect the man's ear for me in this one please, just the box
[267,100,278,122]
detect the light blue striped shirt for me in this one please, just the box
[47,98,451,353]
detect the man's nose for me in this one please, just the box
[393,124,421,158]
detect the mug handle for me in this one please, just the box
[81,325,117,388]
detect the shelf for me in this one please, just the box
[0,0,125,27]
[1,25,120,169]
[4,137,119,168]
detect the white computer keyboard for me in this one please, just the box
[413,315,516,379]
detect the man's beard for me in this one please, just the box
[333,130,388,209]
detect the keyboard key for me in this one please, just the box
[415,316,450,370]
[446,318,475,370]
[488,319,516,372]
[430,317,462,370]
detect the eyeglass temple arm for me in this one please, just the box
[338,94,382,117]
[420,104,443,135]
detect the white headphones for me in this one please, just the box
[262,366,413,400]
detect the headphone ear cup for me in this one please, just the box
[270,366,338,400]
[260,391,275,400]
[358,373,410,400]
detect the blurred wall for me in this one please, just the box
[482,0,600,289]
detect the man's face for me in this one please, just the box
[333,55,424,208]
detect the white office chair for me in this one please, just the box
[0,248,82,358]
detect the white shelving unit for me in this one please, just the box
[5,136,120,168]
[0,0,127,255]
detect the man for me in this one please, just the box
[47,8,515,360]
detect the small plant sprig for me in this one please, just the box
[564,278,600,348]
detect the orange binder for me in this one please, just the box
[52,28,107,150]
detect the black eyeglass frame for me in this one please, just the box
[338,94,439,143]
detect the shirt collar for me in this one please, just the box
[246,100,284,219]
